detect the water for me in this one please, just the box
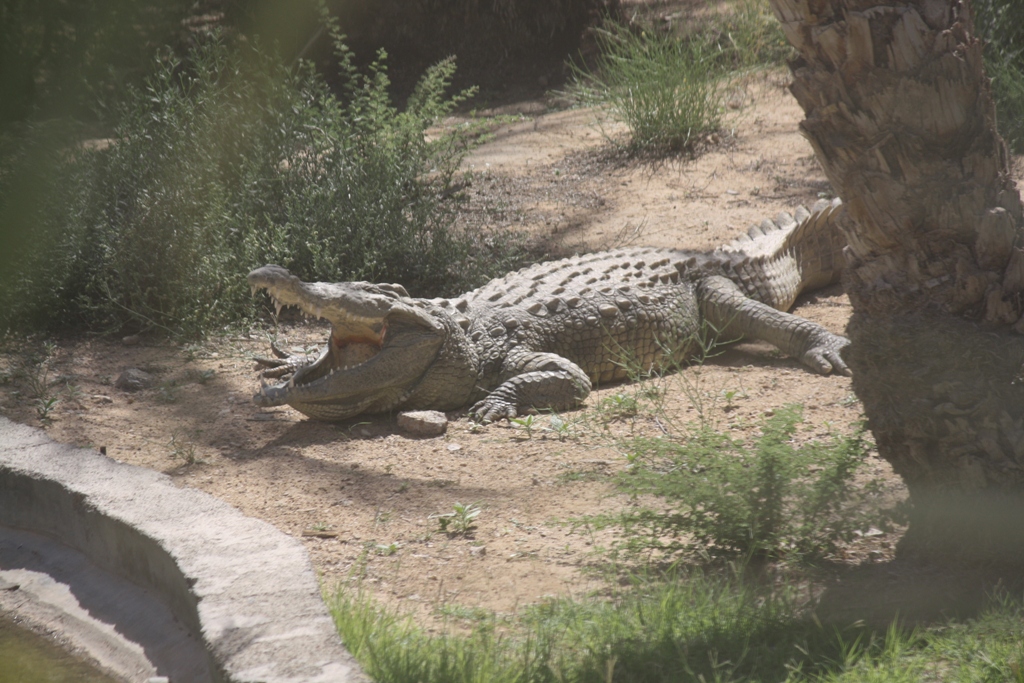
[0,616,119,683]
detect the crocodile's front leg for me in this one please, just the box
[470,351,592,423]
[698,275,851,375]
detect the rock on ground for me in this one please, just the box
[397,410,448,436]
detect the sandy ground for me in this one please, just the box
[0,72,912,627]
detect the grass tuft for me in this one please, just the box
[572,24,722,154]
[571,0,792,155]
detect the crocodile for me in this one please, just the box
[248,198,849,422]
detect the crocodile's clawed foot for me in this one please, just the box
[469,398,518,425]
[253,342,307,380]
[801,333,851,376]
[253,342,290,365]
[254,364,294,380]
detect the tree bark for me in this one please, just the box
[767,0,1024,560]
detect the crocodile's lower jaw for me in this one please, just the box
[290,391,412,421]
[254,337,381,406]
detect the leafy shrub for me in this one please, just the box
[974,0,1024,64]
[973,0,1024,152]
[596,405,881,562]
[985,58,1024,153]
[0,33,525,337]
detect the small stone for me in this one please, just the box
[122,334,141,346]
[397,410,448,437]
[469,545,486,557]
[301,530,339,539]
[447,443,462,452]
[91,395,114,404]
[114,368,155,392]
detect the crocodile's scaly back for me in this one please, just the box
[454,198,846,314]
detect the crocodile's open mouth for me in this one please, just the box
[330,324,385,369]
[247,264,446,418]
[261,311,391,392]
[296,323,388,386]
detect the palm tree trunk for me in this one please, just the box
[767,0,1024,559]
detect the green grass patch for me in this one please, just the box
[806,595,1024,682]
[329,570,831,683]
[329,573,1024,683]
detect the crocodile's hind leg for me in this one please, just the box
[698,275,850,375]
[470,351,593,423]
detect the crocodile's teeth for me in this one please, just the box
[250,284,258,297]
[274,300,283,316]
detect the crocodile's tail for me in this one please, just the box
[780,197,846,292]
[716,198,847,310]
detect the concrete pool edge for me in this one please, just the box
[0,417,367,683]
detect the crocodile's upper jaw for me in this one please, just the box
[248,265,448,420]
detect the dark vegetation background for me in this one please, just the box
[0,0,619,131]
[1,0,1022,339]
[0,0,619,337]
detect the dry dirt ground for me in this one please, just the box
[1,71,920,628]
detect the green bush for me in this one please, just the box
[596,405,881,562]
[0,34,524,337]
[974,0,1024,152]
[985,57,1024,153]
[974,0,1024,63]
